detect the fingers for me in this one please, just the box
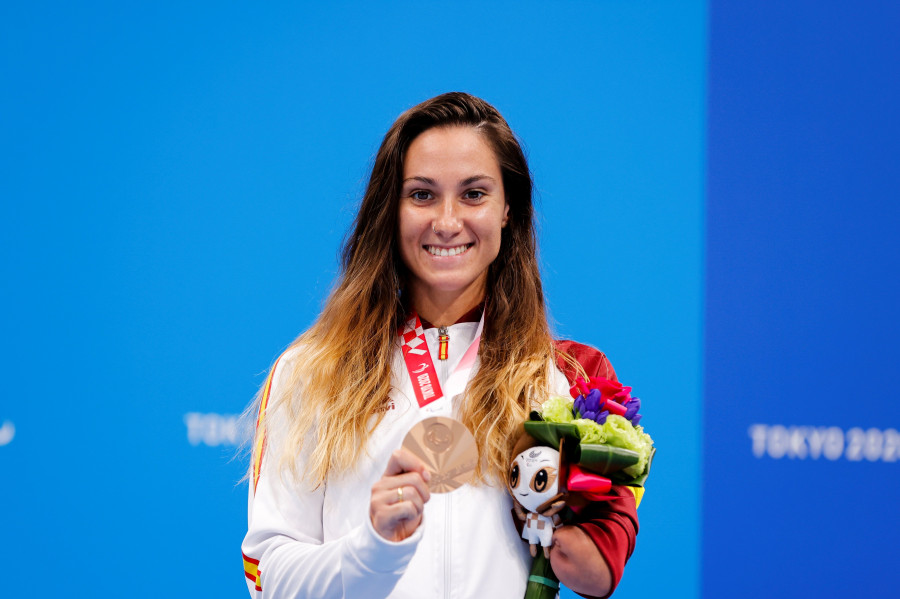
[376,450,432,504]
[383,448,432,482]
[370,450,433,542]
[372,468,432,504]
[373,480,427,515]
[370,483,425,542]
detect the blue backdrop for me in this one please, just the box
[704,1,900,597]
[2,1,894,598]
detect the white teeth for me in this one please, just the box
[427,244,470,257]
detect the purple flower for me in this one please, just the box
[624,397,641,420]
[631,413,642,426]
[574,396,585,418]
[579,408,610,425]
[584,389,602,413]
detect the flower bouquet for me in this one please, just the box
[509,376,655,599]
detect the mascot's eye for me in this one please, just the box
[532,468,549,492]
[530,467,557,494]
[509,463,519,489]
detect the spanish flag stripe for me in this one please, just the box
[243,552,262,591]
[242,552,260,566]
[252,354,283,493]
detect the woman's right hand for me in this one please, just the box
[370,449,432,542]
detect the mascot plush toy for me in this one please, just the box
[508,446,566,557]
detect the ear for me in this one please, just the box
[501,201,510,228]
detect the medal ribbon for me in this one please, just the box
[399,311,483,409]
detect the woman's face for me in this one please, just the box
[398,126,509,308]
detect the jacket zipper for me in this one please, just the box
[438,325,451,598]
[444,492,452,599]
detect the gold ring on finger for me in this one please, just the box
[397,486,404,503]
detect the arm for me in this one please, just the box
[242,453,423,599]
[550,526,611,596]
[551,340,641,598]
[550,485,640,599]
[241,356,425,599]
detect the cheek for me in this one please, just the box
[398,210,423,248]
[474,213,505,252]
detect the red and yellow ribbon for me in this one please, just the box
[252,354,283,493]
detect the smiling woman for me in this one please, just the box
[241,93,639,599]
[399,126,509,327]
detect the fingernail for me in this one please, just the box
[423,470,432,482]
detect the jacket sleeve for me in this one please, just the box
[241,353,422,598]
[554,340,640,599]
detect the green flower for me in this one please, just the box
[572,418,606,444]
[596,416,654,477]
[541,395,575,423]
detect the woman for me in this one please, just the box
[242,93,638,598]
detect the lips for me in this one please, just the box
[425,243,474,257]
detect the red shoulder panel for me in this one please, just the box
[553,339,619,384]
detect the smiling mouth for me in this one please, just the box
[425,243,473,257]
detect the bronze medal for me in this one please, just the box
[402,416,478,493]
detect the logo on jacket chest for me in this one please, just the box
[374,399,396,413]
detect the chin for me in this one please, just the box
[422,277,482,296]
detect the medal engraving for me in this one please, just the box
[402,416,478,493]
[424,422,453,453]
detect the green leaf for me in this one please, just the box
[572,443,641,475]
[523,421,579,448]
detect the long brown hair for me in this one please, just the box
[254,92,556,487]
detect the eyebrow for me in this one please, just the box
[461,174,496,186]
[401,174,497,186]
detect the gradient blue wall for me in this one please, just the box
[704,2,899,597]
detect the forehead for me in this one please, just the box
[403,126,500,179]
[515,449,556,469]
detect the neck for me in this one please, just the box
[409,283,485,328]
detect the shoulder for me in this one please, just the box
[553,339,618,384]
[267,343,306,391]
[255,344,305,439]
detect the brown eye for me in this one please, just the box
[530,467,558,493]
[509,463,519,489]
[533,468,548,492]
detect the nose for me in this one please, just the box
[432,198,463,237]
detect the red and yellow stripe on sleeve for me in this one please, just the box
[252,354,283,493]
[243,551,262,591]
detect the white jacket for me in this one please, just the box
[242,319,571,599]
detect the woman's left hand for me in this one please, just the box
[549,525,612,597]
